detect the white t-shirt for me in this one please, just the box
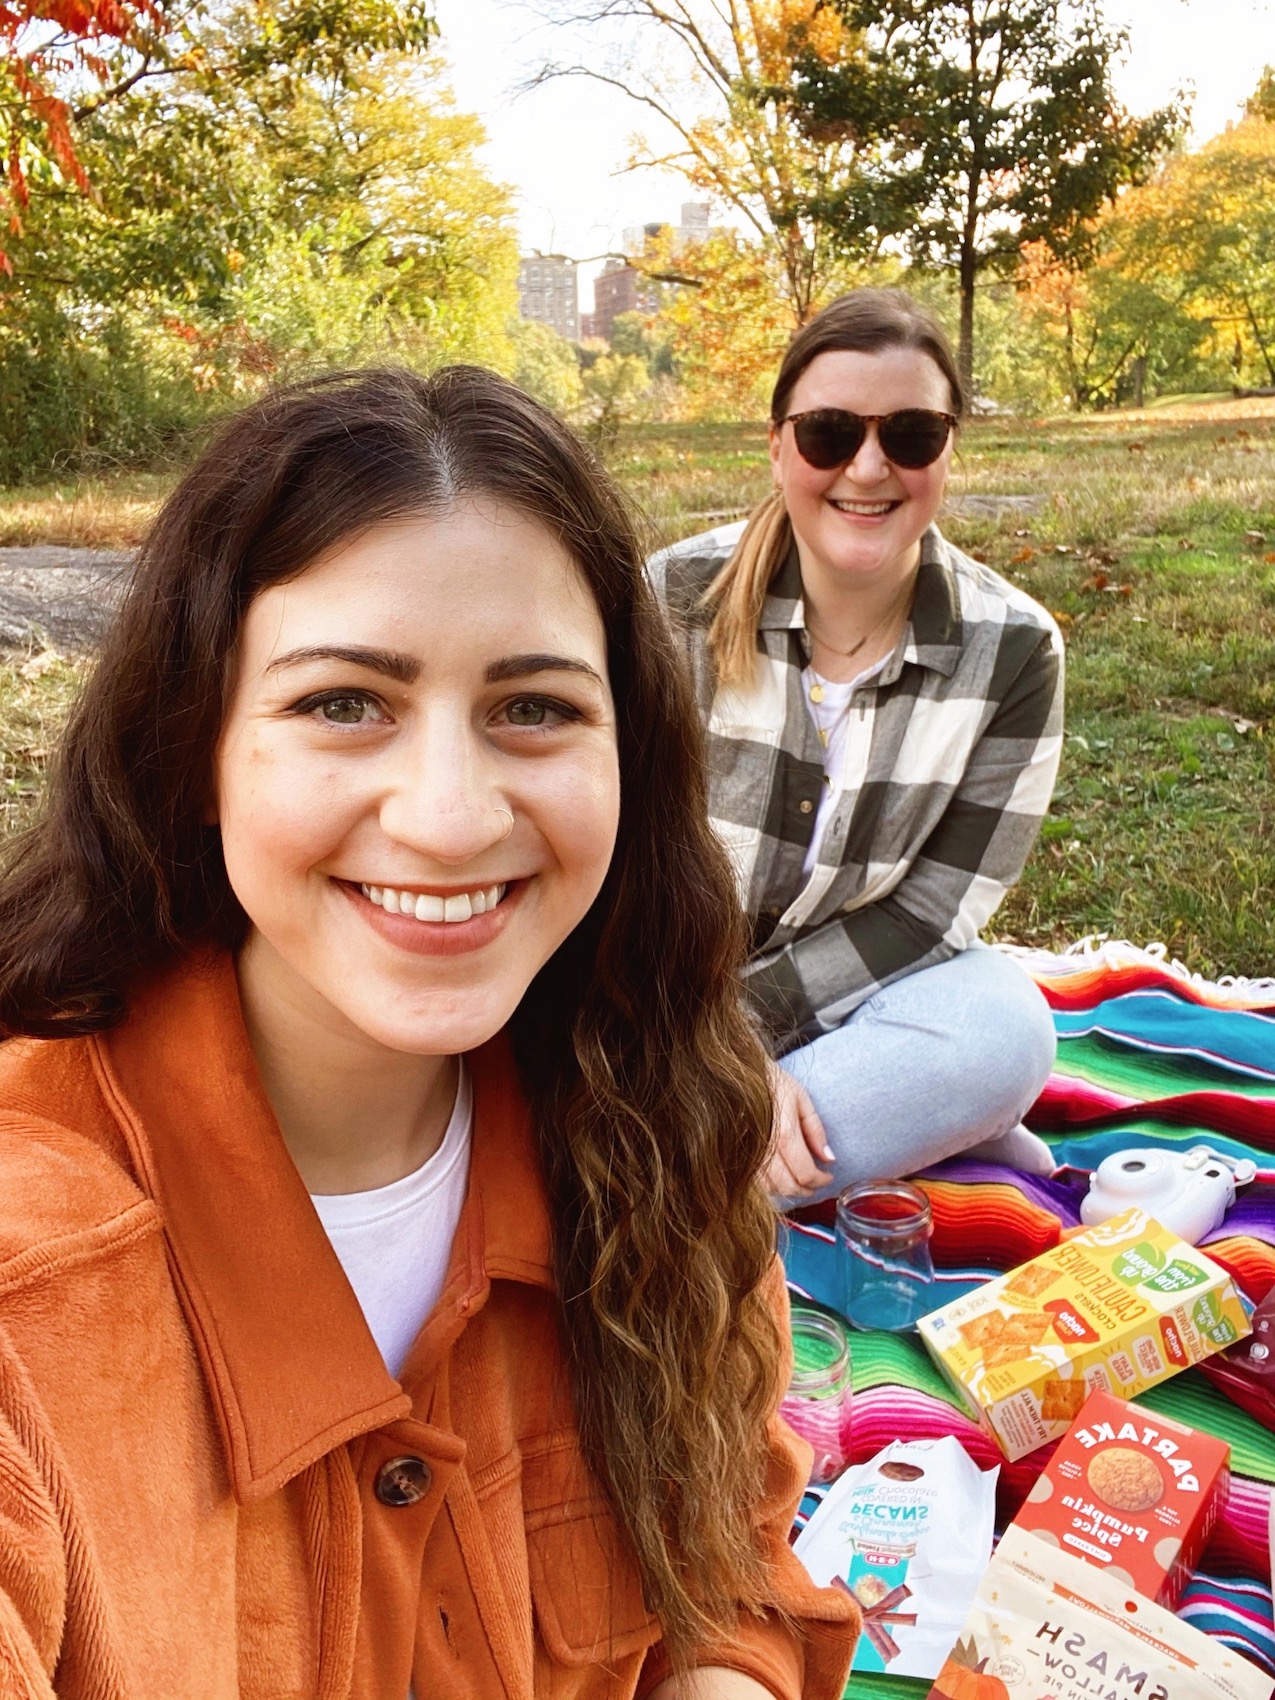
[310,1064,473,1379]
[801,656,888,877]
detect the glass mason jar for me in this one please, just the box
[836,1180,935,1332]
[778,1305,853,1485]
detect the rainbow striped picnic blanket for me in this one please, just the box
[783,940,1275,1699]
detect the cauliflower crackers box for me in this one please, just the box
[916,1208,1250,1461]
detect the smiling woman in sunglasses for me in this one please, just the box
[651,289,1065,1204]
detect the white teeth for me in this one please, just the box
[358,882,508,923]
[832,499,894,514]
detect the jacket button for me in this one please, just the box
[375,1456,432,1506]
[798,798,814,814]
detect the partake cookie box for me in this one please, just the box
[916,1208,1251,1461]
[1011,1388,1230,1606]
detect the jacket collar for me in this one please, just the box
[759,525,964,680]
[92,951,554,1503]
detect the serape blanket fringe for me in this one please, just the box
[786,940,1275,1696]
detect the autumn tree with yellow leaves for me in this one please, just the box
[1017,94,1275,407]
[533,0,874,325]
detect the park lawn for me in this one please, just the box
[0,471,171,550]
[2,399,1275,979]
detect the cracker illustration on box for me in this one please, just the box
[916,1208,1251,1461]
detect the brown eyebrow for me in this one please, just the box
[263,647,604,689]
[265,645,420,682]
[484,653,605,687]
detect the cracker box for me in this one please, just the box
[916,1208,1250,1461]
[1011,1389,1230,1606]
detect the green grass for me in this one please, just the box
[0,653,90,833]
[4,400,1275,978]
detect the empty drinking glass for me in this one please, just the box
[779,1305,853,1485]
[836,1180,935,1331]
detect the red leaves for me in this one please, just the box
[1,0,162,261]
[9,60,90,193]
[6,131,27,212]
[37,0,98,31]
[4,0,154,40]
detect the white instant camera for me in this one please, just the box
[1081,1144,1257,1245]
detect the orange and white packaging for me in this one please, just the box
[916,1208,1250,1461]
[1011,1389,1229,1607]
[925,1525,1272,1700]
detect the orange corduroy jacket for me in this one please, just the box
[0,953,859,1699]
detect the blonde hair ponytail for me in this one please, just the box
[703,492,792,688]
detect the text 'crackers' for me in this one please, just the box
[916,1208,1251,1461]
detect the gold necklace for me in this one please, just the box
[805,578,915,704]
[806,671,844,749]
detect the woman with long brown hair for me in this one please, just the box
[651,289,1064,1205]
[0,366,857,1698]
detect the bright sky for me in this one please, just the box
[429,0,1274,309]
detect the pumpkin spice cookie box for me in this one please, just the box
[916,1208,1250,1462]
[1011,1388,1229,1608]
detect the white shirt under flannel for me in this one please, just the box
[648,523,1065,1050]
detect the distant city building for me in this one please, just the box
[622,220,672,257]
[579,311,602,342]
[678,201,711,244]
[591,258,662,344]
[588,204,715,346]
[622,203,711,258]
[518,252,579,342]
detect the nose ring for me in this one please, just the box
[495,806,515,841]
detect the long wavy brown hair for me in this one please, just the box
[0,366,782,1659]
[708,287,966,686]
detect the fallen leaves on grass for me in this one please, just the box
[19,650,63,680]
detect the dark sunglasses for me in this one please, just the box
[780,407,957,471]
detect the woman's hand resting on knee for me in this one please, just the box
[765,1061,835,1201]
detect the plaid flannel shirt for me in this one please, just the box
[648,522,1065,1051]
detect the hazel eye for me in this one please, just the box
[506,698,550,726]
[291,690,389,726]
[320,695,375,725]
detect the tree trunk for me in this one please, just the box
[958,242,976,404]
[1131,354,1146,409]
[1063,295,1079,408]
[1242,293,1275,386]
